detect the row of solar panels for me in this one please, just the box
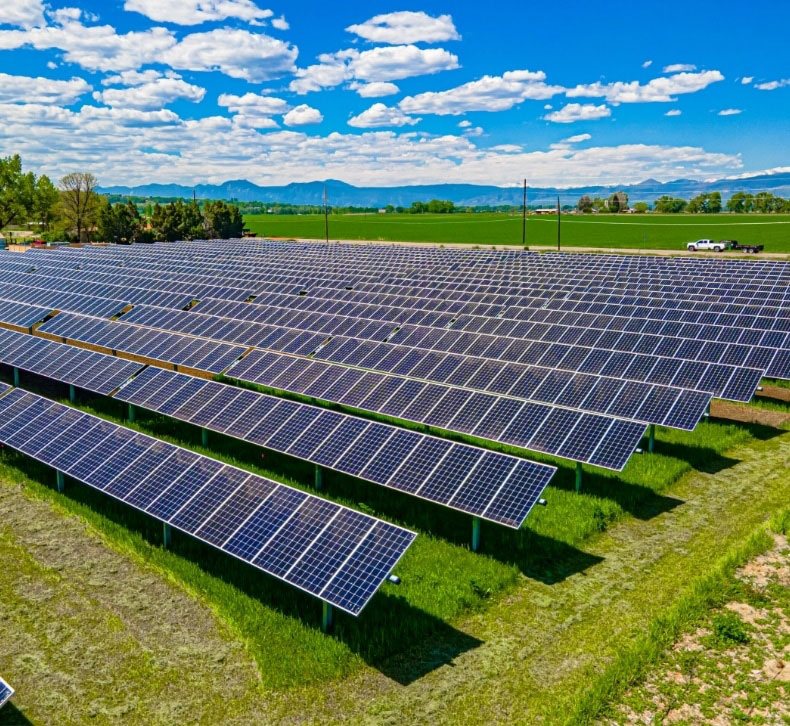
[118,303,715,427]
[0,326,554,528]
[0,384,415,615]
[32,311,647,470]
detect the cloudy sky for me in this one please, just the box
[1,0,788,188]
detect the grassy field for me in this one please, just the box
[1,368,789,723]
[243,212,790,251]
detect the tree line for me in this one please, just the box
[576,190,790,214]
[0,154,243,244]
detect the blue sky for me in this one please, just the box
[1,0,788,188]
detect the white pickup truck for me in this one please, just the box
[687,238,726,252]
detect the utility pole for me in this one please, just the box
[557,195,561,251]
[323,184,329,244]
[521,179,527,247]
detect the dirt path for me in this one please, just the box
[265,237,790,258]
[0,474,271,726]
[285,430,790,725]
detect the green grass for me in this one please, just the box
[243,212,790,251]
[0,367,781,691]
[576,507,790,725]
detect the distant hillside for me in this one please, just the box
[98,173,790,207]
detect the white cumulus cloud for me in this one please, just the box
[399,69,562,115]
[348,103,420,128]
[543,103,611,123]
[346,11,459,44]
[93,78,205,109]
[741,76,753,84]
[562,133,591,143]
[0,17,176,72]
[718,108,742,116]
[0,0,45,29]
[641,60,652,68]
[217,92,291,128]
[755,78,790,90]
[567,70,724,103]
[0,72,91,104]
[162,28,298,82]
[124,0,274,25]
[662,63,696,72]
[290,45,458,94]
[282,104,322,126]
[271,15,288,30]
[665,108,682,116]
[349,81,399,97]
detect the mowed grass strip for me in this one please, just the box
[243,212,790,251]
[0,366,779,689]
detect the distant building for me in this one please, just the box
[533,208,556,215]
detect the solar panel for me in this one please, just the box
[0,386,415,616]
[0,676,13,710]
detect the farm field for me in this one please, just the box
[243,212,790,252]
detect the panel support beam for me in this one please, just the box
[648,424,655,453]
[471,516,481,552]
[56,469,64,493]
[322,601,334,633]
[705,402,711,418]
[127,403,135,422]
[201,427,209,447]
[575,461,583,493]
[314,464,323,490]
[163,523,171,549]
[12,366,19,387]
[68,384,76,403]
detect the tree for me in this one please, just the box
[687,192,722,214]
[592,196,607,212]
[58,172,100,242]
[607,191,628,213]
[33,174,59,232]
[577,195,593,213]
[99,200,142,243]
[633,201,649,213]
[726,191,747,213]
[0,154,36,231]
[202,199,243,238]
[182,200,204,239]
[654,195,687,213]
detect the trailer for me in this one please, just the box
[720,239,764,254]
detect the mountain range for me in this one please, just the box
[98,173,790,207]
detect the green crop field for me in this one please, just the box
[243,212,790,252]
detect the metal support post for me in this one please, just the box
[68,384,76,403]
[128,403,135,422]
[163,523,171,549]
[314,464,323,490]
[575,461,582,493]
[201,427,208,447]
[322,601,334,633]
[471,516,481,552]
[12,367,19,387]
[56,470,64,493]
[705,402,711,418]
[648,424,655,453]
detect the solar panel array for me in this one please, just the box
[1,242,784,478]
[0,676,13,710]
[0,386,415,615]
